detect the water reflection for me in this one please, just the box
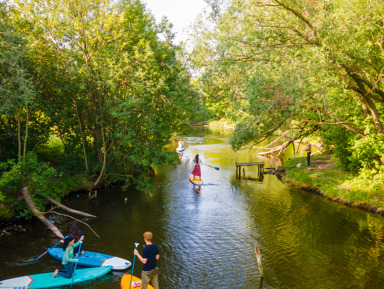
[1,128,384,288]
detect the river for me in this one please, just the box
[1,127,384,288]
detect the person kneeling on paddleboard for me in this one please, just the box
[190,154,201,181]
[52,235,84,278]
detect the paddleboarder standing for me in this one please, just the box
[177,139,184,150]
[134,231,160,289]
[305,140,312,167]
[190,154,201,181]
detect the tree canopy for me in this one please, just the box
[0,0,202,217]
[2,0,384,218]
[189,0,384,176]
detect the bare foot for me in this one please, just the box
[52,269,59,278]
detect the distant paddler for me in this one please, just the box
[176,139,184,152]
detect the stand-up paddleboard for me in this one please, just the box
[0,266,112,289]
[176,147,185,152]
[48,248,131,270]
[121,274,154,289]
[189,175,203,186]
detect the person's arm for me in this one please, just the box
[134,249,147,264]
[72,235,84,248]
[156,254,160,260]
[64,248,78,263]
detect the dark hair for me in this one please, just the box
[70,223,82,241]
[63,236,75,250]
[195,154,199,163]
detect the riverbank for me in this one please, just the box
[281,154,384,215]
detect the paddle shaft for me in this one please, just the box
[71,241,82,288]
[129,243,139,289]
[31,236,69,262]
[202,163,219,170]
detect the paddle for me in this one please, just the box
[202,163,220,171]
[29,236,68,263]
[71,240,83,288]
[129,243,140,289]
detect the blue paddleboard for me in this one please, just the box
[0,266,112,289]
[48,248,131,270]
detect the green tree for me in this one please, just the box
[0,4,39,162]
[190,0,384,173]
[6,0,197,194]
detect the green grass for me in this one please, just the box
[282,154,384,210]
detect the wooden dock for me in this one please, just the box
[236,162,264,178]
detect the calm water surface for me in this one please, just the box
[1,127,384,289]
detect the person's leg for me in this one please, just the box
[141,270,151,289]
[52,269,59,278]
[57,263,74,278]
[307,152,311,167]
[151,267,159,289]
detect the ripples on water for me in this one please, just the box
[2,129,384,288]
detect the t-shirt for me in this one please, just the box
[62,240,81,265]
[142,244,159,271]
[305,143,312,153]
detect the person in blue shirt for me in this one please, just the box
[52,235,84,278]
[134,231,160,289]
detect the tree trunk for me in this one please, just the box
[17,109,21,159]
[93,125,107,188]
[22,187,64,239]
[75,103,89,171]
[23,101,29,160]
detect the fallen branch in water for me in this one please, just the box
[46,209,100,238]
[22,187,64,239]
[46,197,97,218]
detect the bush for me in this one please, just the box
[0,152,58,218]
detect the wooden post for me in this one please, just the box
[254,245,264,279]
[124,198,128,205]
[243,168,245,177]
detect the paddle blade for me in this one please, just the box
[214,167,220,171]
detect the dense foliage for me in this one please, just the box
[0,0,201,218]
[189,0,384,181]
[3,0,384,218]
